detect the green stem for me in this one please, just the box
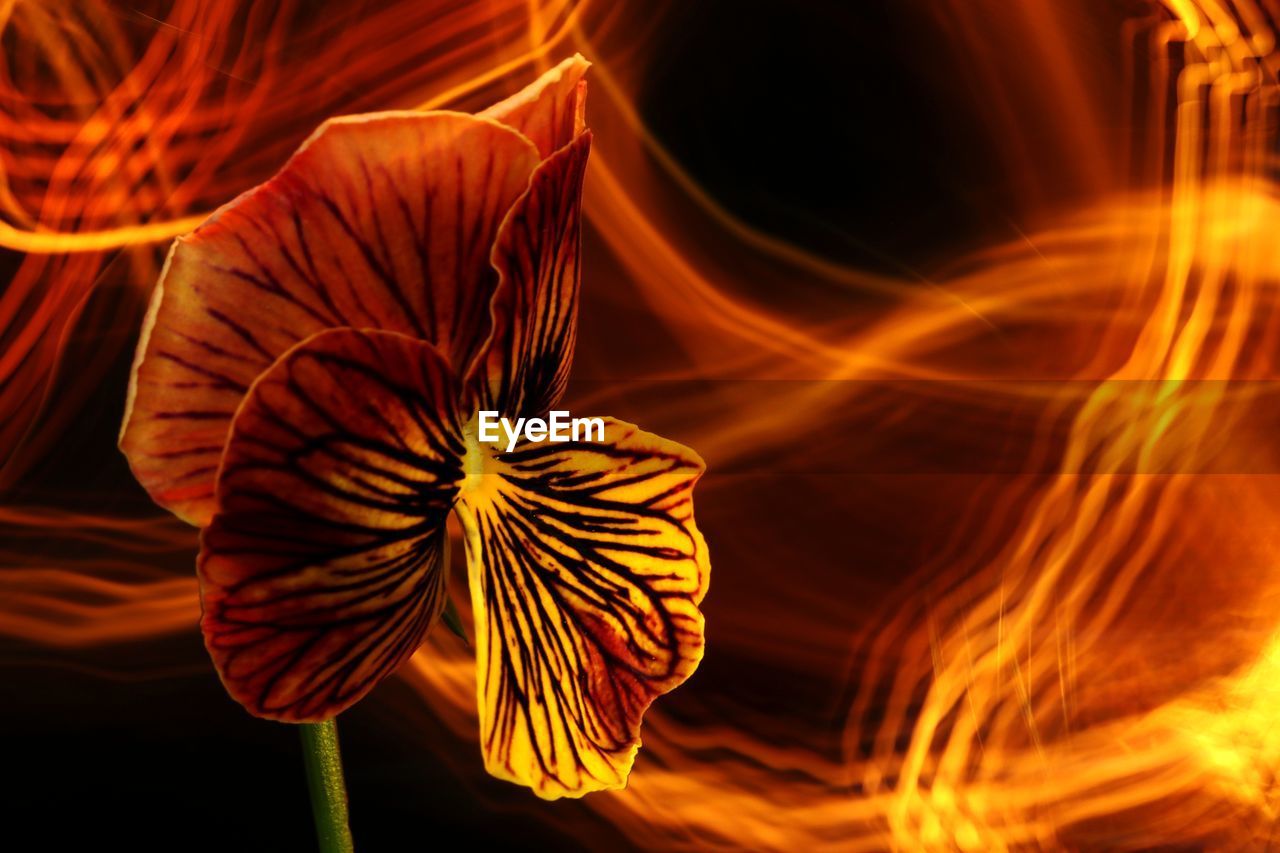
[299,720,355,853]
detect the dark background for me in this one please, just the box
[1,1,1127,850]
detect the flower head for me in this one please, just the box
[120,56,709,799]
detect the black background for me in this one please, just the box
[1,1,1127,850]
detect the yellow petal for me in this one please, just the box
[455,417,709,798]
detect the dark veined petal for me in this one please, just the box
[122,112,539,526]
[482,54,589,159]
[199,328,466,722]
[454,418,709,798]
[474,132,591,418]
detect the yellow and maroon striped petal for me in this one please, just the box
[454,418,709,798]
[482,54,589,159]
[122,112,540,526]
[199,328,466,722]
[475,132,591,418]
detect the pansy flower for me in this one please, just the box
[120,56,709,799]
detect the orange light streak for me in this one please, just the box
[7,0,1280,849]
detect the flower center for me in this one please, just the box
[460,413,494,495]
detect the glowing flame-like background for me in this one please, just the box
[4,0,1280,848]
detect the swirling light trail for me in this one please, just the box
[6,0,1280,849]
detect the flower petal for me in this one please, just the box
[482,54,590,159]
[122,112,539,526]
[475,131,591,418]
[455,418,709,798]
[199,328,466,722]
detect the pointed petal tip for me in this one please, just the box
[482,56,592,158]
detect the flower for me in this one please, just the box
[119,56,709,800]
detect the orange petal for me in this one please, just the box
[199,328,466,722]
[122,112,539,526]
[455,418,709,798]
[475,131,591,418]
[482,54,590,159]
